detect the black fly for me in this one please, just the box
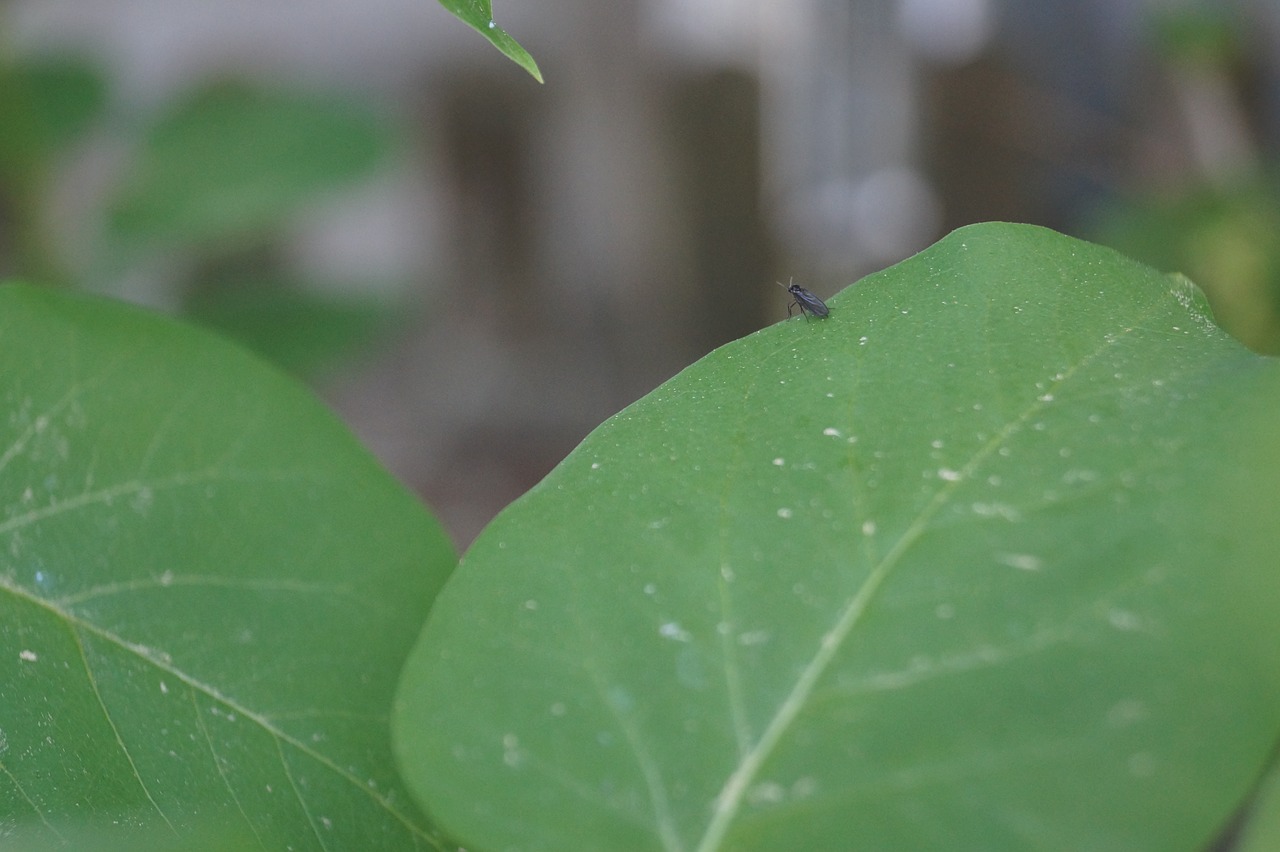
[780,278,829,319]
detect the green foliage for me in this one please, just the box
[436,0,543,83]
[1092,177,1280,355]
[0,57,106,176]
[0,283,456,849]
[183,277,405,379]
[393,223,1280,850]
[0,56,109,286]
[106,82,396,250]
[2,224,1277,849]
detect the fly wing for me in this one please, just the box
[796,287,829,317]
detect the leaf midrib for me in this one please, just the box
[0,572,442,847]
[693,304,1158,851]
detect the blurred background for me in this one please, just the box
[3,0,1279,548]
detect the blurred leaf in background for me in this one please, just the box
[0,56,417,382]
[1092,179,1280,355]
[105,81,396,251]
[0,55,107,284]
[0,56,105,170]
[183,275,408,380]
[97,80,417,382]
[1090,4,1280,355]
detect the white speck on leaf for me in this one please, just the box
[972,502,1021,521]
[607,687,633,712]
[659,622,691,642]
[792,776,817,798]
[822,427,840,437]
[861,520,876,535]
[502,733,523,767]
[747,781,785,806]
[1108,609,1143,631]
[131,487,153,515]
[19,650,37,662]
[776,507,793,519]
[772,457,785,466]
[998,553,1043,571]
[937,468,962,482]
[1107,699,1148,727]
[1128,752,1157,777]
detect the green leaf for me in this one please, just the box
[1090,177,1280,354]
[0,57,107,173]
[437,0,543,83]
[0,283,456,848]
[106,83,394,248]
[183,277,406,380]
[394,223,1280,851]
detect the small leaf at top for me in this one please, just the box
[437,0,543,83]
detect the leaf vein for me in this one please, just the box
[695,312,1158,850]
[191,684,270,849]
[0,573,441,847]
[70,623,178,834]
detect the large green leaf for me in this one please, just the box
[106,83,394,248]
[436,0,543,83]
[0,283,456,849]
[394,223,1280,850]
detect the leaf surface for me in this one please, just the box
[394,223,1280,851]
[0,283,456,849]
[436,0,543,83]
